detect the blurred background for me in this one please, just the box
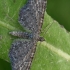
[47,0,70,31]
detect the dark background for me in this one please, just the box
[47,0,70,31]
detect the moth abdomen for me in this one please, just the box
[9,31,33,39]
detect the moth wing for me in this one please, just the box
[9,39,35,70]
[18,3,36,31]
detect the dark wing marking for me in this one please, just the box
[9,39,36,70]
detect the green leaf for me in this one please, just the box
[31,12,70,70]
[0,0,27,61]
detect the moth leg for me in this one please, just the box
[9,31,33,39]
[9,39,36,70]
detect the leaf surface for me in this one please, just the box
[0,0,27,61]
[31,12,70,70]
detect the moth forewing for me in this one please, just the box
[9,40,36,70]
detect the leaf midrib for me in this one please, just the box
[0,20,17,30]
[40,41,70,61]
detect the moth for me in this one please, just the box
[9,0,47,70]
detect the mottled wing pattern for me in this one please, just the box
[18,0,47,32]
[9,0,47,70]
[18,1,37,31]
[9,39,36,70]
